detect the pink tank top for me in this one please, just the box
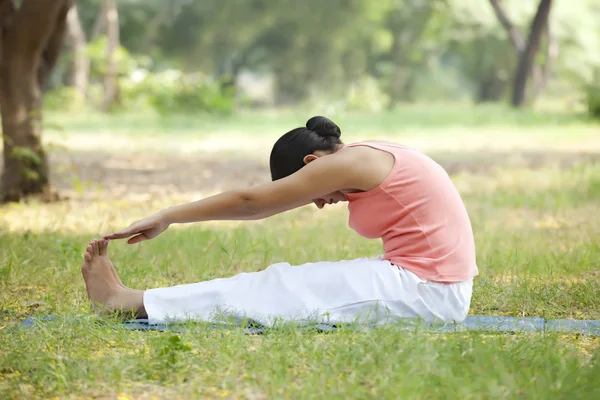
[345,142,478,283]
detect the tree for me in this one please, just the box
[385,0,440,104]
[489,0,554,107]
[101,0,119,111]
[0,0,73,203]
[66,3,90,101]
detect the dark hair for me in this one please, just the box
[269,116,343,181]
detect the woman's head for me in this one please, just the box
[269,116,343,181]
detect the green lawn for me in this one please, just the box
[1,107,599,399]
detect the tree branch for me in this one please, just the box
[489,0,526,53]
[38,0,73,89]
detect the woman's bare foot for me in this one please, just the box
[86,240,124,287]
[81,239,147,318]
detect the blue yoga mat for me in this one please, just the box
[19,315,600,336]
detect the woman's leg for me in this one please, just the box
[82,240,473,325]
[143,258,472,326]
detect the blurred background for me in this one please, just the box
[0,0,599,222]
[49,0,600,115]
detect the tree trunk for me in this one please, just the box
[102,0,119,112]
[532,24,558,101]
[0,72,49,202]
[386,2,433,106]
[66,4,89,102]
[0,0,72,203]
[490,0,554,107]
[511,0,553,107]
[91,10,106,41]
[143,6,171,53]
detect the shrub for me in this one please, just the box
[344,76,391,112]
[584,83,600,119]
[583,68,600,120]
[124,69,235,115]
[44,86,84,112]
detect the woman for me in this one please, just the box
[82,116,478,326]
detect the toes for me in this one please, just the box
[86,245,93,257]
[99,239,108,256]
[92,240,99,256]
[84,252,92,262]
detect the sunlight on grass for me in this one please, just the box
[36,105,599,157]
[43,124,600,158]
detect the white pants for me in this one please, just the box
[143,258,473,327]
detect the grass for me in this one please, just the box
[46,102,595,134]
[1,105,600,399]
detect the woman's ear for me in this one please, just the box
[303,154,319,165]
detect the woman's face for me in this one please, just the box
[303,149,348,209]
[312,191,347,209]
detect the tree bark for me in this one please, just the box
[66,4,89,101]
[511,0,553,107]
[102,0,119,112]
[0,0,72,203]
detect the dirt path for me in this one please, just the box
[1,148,599,201]
[47,150,271,200]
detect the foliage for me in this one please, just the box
[583,69,600,119]
[44,87,87,112]
[49,37,235,115]
[344,76,391,112]
[128,70,235,115]
[53,0,600,109]
[10,147,42,166]
[585,85,600,119]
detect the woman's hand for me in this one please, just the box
[104,212,170,244]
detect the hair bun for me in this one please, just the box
[306,116,341,139]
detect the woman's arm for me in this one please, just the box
[161,149,362,224]
[159,191,311,223]
[105,147,375,243]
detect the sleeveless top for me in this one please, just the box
[345,141,478,283]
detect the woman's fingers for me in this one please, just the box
[104,223,141,240]
[103,218,162,243]
[104,230,134,240]
[127,233,148,244]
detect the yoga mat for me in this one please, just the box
[18,315,600,336]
